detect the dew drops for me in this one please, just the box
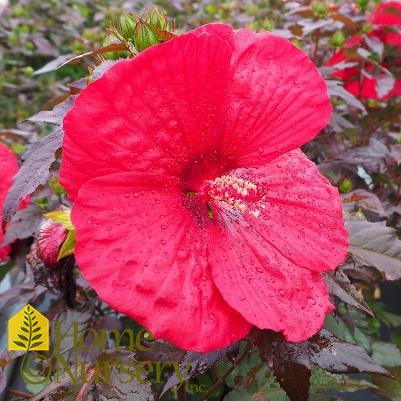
[161,224,167,230]
[112,280,128,289]
[124,193,130,198]
[278,289,285,297]
[160,239,166,246]
[307,297,316,305]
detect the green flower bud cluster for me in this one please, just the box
[311,1,328,18]
[110,9,175,53]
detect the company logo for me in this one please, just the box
[8,304,49,351]
[6,304,206,393]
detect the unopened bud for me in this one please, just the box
[133,19,159,52]
[37,221,68,268]
[356,0,369,11]
[331,31,346,48]
[311,1,328,18]
[146,8,168,31]
[119,14,137,41]
[339,178,353,193]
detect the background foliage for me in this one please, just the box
[2,0,401,400]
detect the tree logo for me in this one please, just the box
[8,304,49,351]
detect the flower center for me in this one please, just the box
[200,175,264,218]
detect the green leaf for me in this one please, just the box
[57,229,76,260]
[372,342,401,367]
[44,209,74,231]
[13,341,27,348]
[32,321,38,327]
[18,334,29,342]
[32,327,40,333]
[21,327,29,333]
[31,342,43,348]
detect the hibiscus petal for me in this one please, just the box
[209,218,334,342]
[61,27,233,200]
[221,28,332,165]
[372,1,401,26]
[71,172,252,351]
[0,143,18,261]
[0,142,18,206]
[222,149,348,273]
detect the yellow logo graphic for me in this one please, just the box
[8,304,49,351]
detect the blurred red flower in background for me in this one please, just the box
[0,142,18,262]
[327,1,401,100]
[60,24,348,351]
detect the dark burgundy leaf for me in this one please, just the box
[376,74,396,99]
[343,189,387,218]
[309,330,389,375]
[324,271,373,315]
[161,343,239,396]
[336,138,391,173]
[3,205,43,245]
[0,128,33,140]
[346,219,401,280]
[27,97,73,126]
[91,60,119,81]
[326,79,365,111]
[33,53,75,76]
[329,112,355,132]
[135,339,186,364]
[364,34,384,58]
[253,330,311,401]
[0,283,46,321]
[2,127,63,225]
[49,43,128,70]
[31,35,59,57]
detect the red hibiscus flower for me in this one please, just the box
[60,23,348,352]
[327,1,401,100]
[0,142,18,262]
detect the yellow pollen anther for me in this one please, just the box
[203,175,262,216]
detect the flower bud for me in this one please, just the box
[37,221,68,268]
[311,1,328,18]
[356,0,369,11]
[133,19,159,52]
[119,14,137,42]
[339,178,353,193]
[146,8,168,31]
[331,31,346,48]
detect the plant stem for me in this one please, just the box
[197,342,252,401]
[6,387,32,399]
[176,384,187,401]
